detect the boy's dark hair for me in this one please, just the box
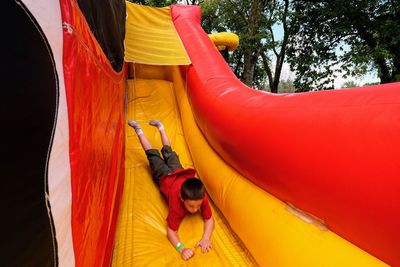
[181,178,205,200]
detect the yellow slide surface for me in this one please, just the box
[112,65,256,266]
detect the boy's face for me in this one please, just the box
[182,199,203,214]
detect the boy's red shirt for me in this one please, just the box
[159,168,212,231]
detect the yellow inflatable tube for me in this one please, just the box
[171,66,387,267]
[208,32,239,51]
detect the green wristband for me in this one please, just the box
[175,242,185,252]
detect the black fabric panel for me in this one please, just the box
[0,1,58,267]
[77,0,126,72]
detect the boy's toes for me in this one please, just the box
[128,120,144,135]
[128,120,140,128]
[149,119,161,127]
[149,120,164,130]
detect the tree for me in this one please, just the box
[342,81,359,88]
[129,0,207,8]
[264,78,295,93]
[128,0,177,7]
[287,0,400,92]
[202,0,293,93]
[363,81,380,86]
[183,0,199,4]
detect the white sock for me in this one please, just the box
[149,119,164,130]
[128,120,143,135]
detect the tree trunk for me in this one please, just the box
[376,57,392,83]
[241,0,265,86]
[270,81,278,93]
[391,53,400,82]
[220,49,229,63]
[242,50,260,86]
[271,0,290,93]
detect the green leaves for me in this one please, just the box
[201,0,293,92]
[287,0,400,90]
[128,0,178,7]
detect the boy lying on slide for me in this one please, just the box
[128,120,215,261]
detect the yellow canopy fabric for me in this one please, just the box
[125,2,191,65]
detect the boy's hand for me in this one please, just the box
[195,239,213,253]
[179,248,194,260]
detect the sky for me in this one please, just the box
[271,24,380,89]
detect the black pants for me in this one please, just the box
[145,145,182,186]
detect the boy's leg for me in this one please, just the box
[149,119,170,146]
[128,120,169,185]
[161,145,183,171]
[145,149,171,186]
[128,120,152,151]
[149,120,183,171]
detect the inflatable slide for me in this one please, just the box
[113,3,398,267]
[4,1,399,267]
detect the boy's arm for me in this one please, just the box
[202,216,215,241]
[167,226,195,261]
[166,226,181,248]
[196,216,215,253]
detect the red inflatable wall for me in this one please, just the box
[172,5,400,266]
[61,1,125,266]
